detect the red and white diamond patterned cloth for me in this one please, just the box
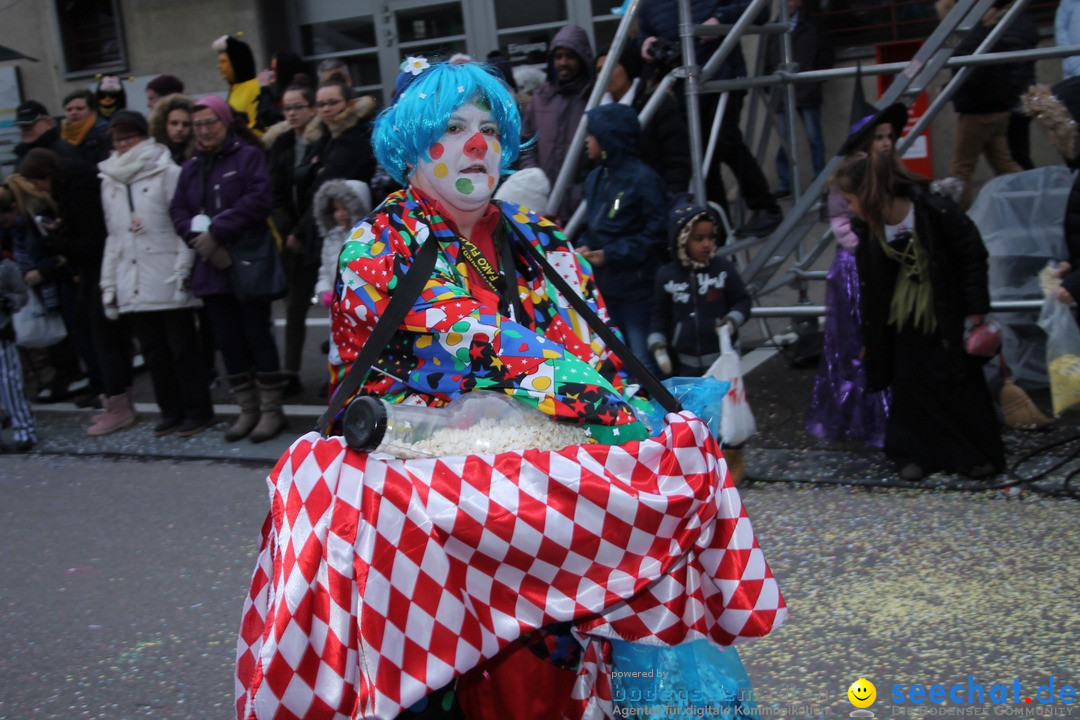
[235,412,785,720]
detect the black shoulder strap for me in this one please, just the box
[316,236,440,435]
[317,222,682,436]
[513,225,682,415]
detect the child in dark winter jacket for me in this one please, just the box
[314,178,372,309]
[576,102,668,375]
[648,204,752,378]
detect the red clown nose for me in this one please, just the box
[464,132,487,157]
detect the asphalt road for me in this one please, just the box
[2,454,1076,719]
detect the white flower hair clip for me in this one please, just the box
[401,56,430,75]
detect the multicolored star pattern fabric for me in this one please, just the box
[327,191,647,441]
[235,412,786,719]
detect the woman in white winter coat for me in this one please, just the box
[98,111,215,437]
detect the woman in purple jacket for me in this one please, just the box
[169,95,287,444]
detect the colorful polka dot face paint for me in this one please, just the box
[412,102,501,214]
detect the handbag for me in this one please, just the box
[708,323,757,447]
[227,226,287,304]
[964,317,1003,358]
[12,290,67,349]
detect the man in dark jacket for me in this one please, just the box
[639,0,784,237]
[13,100,77,171]
[947,1,1036,207]
[764,0,833,198]
[520,24,595,223]
[596,43,691,203]
[577,103,669,375]
[17,147,115,407]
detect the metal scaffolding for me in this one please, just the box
[550,0,1080,318]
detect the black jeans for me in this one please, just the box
[88,286,134,396]
[131,309,214,421]
[200,293,281,377]
[283,252,319,375]
[699,91,778,215]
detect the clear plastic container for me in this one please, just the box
[342,392,591,458]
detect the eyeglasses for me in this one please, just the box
[282,104,311,112]
[192,118,221,129]
[315,99,345,109]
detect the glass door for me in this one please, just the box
[375,0,468,103]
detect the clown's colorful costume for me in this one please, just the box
[328,188,649,444]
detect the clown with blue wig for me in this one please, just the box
[237,57,781,720]
[327,58,652,446]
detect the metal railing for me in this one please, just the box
[546,0,1075,322]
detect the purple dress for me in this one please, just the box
[805,192,890,447]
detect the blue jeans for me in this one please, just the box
[607,296,661,380]
[774,106,825,193]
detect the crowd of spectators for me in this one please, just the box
[0,1,1060,473]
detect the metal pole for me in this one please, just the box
[749,299,1043,319]
[680,0,709,206]
[686,0,773,206]
[778,1,803,204]
[737,0,995,292]
[700,44,1080,93]
[899,0,1034,155]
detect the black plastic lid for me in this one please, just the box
[342,396,388,452]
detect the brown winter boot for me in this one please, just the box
[224,373,260,442]
[86,391,137,436]
[92,387,133,423]
[249,372,289,444]
[724,448,746,486]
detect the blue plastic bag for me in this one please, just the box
[660,376,730,438]
[609,639,757,717]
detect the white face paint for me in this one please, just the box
[410,101,501,214]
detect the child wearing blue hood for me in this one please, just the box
[577,102,668,376]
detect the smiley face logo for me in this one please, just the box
[848,678,876,708]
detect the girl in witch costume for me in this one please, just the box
[804,94,899,448]
[327,58,650,446]
[833,151,1004,481]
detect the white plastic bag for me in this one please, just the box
[1037,295,1080,416]
[12,291,66,349]
[709,324,756,446]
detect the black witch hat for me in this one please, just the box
[839,63,909,157]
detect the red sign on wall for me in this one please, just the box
[876,40,933,178]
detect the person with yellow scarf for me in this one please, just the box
[60,90,111,164]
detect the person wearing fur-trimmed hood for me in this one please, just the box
[648,204,751,377]
[312,178,371,308]
[148,93,196,165]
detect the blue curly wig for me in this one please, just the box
[373,61,521,186]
